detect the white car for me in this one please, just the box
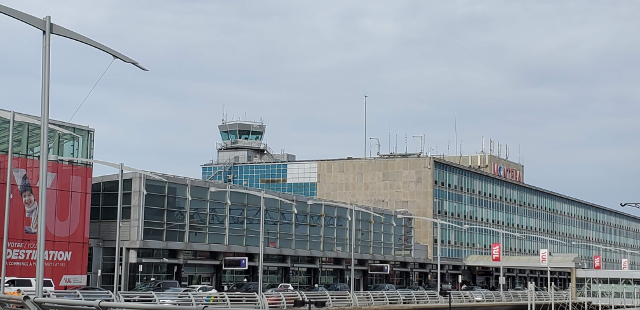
[187,285,217,293]
[4,277,56,294]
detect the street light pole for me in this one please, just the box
[463,225,522,293]
[35,15,52,298]
[0,4,147,297]
[0,111,14,294]
[51,156,165,294]
[397,212,465,294]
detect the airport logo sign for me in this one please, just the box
[540,249,548,265]
[493,164,523,182]
[622,259,629,270]
[492,243,501,262]
[594,255,602,270]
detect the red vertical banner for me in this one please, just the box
[594,255,602,270]
[492,243,501,262]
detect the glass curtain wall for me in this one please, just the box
[434,162,640,270]
[141,180,413,256]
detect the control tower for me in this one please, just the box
[215,118,295,164]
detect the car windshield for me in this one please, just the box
[134,282,157,291]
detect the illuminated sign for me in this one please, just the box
[223,257,248,270]
[492,243,501,262]
[493,164,523,182]
[369,264,390,274]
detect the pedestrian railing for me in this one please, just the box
[0,289,573,310]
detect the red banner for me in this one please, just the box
[492,243,501,262]
[0,155,92,288]
[594,255,602,270]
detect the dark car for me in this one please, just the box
[324,283,350,292]
[372,284,396,291]
[306,286,328,292]
[225,282,266,293]
[406,286,426,291]
[133,280,180,292]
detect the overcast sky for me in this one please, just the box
[2,1,640,216]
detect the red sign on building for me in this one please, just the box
[492,243,501,262]
[0,156,92,288]
[594,255,602,270]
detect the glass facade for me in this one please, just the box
[202,163,317,197]
[434,161,640,270]
[0,112,94,159]
[140,179,413,255]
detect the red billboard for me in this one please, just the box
[0,155,91,288]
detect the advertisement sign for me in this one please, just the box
[492,243,501,262]
[223,257,248,270]
[594,255,602,270]
[622,259,629,270]
[368,264,390,274]
[540,249,548,265]
[0,155,92,288]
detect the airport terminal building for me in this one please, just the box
[199,119,640,290]
[89,173,423,291]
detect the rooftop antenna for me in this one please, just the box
[364,94,368,158]
[506,144,509,160]
[519,144,521,164]
[388,123,391,154]
[454,110,458,156]
[222,104,225,123]
[447,140,450,155]
[405,134,408,154]
[489,139,493,154]
[412,135,424,156]
[370,137,380,156]
[482,136,485,154]
[395,134,398,154]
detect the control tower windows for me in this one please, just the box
[239,130,251,140]
[250,131,263,141]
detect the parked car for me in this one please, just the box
[264,288,297,307]
[406,286,426,291]
[4,277,55,293]
[157,288,196,305]
[133,280,180,292]
[324,283,350,292]
[305,286,328,292]
[187,285,217,293]
[225,282,266,293]
[372,284,396,291]
[461,286,485,291]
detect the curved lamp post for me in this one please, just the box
[519,233,567,310]
[463,225,521,293]
[50,156,165,295]
[396,211,464,294]
[307,200,384,294]
[210,187,293,309]
[0,4,146,297]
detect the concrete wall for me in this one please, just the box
[316,157,436,259]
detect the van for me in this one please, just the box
[4,277,56,293]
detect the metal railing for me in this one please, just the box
[0,288,572,310]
